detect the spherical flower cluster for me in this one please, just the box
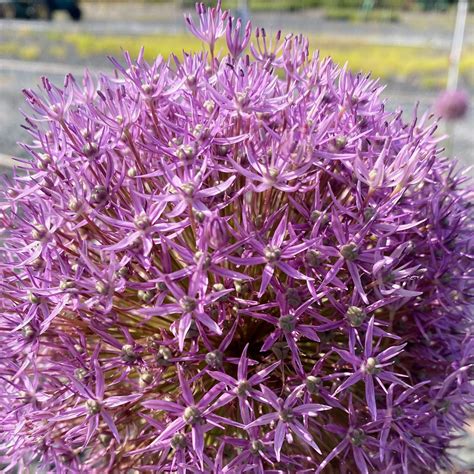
[1,2,473,473]
[433,89,469,121]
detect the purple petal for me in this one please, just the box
[192,424,205,462]
[199,382,225,410]
[142,399,184,413]
[333,371,363,396]
[238,344,249,381]
[178,312,193,351]
[278,261,311,281]
[258,264,274,297]
[274,420,286,462]
[290,418,322,454]
[208,371,236,386]
[178,365,194,405]
[157,417,186,442]
[316,439,349,473]
[365,375,377,421]
[101,409,121,442]
[196,311,222,335]
[245,412,278,429]
[353,447,369,474]
[364,316,375,359]
[248,360,280,385]
[293,404,332,417]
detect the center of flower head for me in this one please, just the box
[205,350,223,369]
[305,249,322,267]
[236,379,251,396]
[155,346,173,366]
[86,399,101,415]
[264,246,282,263]
[305,375,322,394]
[171,432,187,450]
[121,344,138,363]
[134,213,151,230]
[346,306,367,327]
[250,439,265,454]
[183,406,203,426]
[91,185,108,204]
[180,183,195,196]
[180,296,197,313]
[21,324,36,341]
[349,428,366,446]
[31,224,48,241]
[265,167,279,184]
[340,242,358,261]
[279,408,294,422]
[278,314,296,332]
[363,357,379,375]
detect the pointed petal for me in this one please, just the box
[245,412,278,429]
[101,409,121,442]
[192,424,205,463]
[238,344,249,381]
[178,365,194,405]
[365,375,377,421]
[274,421,286,462]
[365,316,375,359]
[258,265,274,297]
[178,313,192,351]
[333,371,363,396]
[290,419,322,454]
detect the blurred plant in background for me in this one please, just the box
[0,1,473,472]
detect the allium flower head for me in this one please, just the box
[0,2,473,473]
[433,89,469,121]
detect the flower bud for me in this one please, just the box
[264,246,281,263]
[27,291,40,304]
[340,243,358,261]
[86,399,101,415]
[346,306,366,327]
[278,314,296,332]
[183,406,202,425]
[139,372,153,387]
[305,375,322,394]
[207,215,228,249]
[305,249,322,267]
[205,350,223,369]
[68,197,82,213]
[134,213,151,230]
[138,289,155,303]
[95,281,109,295]
[171,433,187,450]
[272,342,289,360]
[155,346,172,366]
[21,324,36,341]
[180,296,197,312]
[31,225,48,241]
[121,344,138,363]
[91,185,108,204]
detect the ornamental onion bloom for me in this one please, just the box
[433,89,469,121]
[0,2,473,473]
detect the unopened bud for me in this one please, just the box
[346,306,366,327]
[205,350,223,369]
[340,243,358,261]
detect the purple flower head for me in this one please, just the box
[1,2,473,473]
[433,89,469,121]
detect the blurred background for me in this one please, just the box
[0,0,472,469]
